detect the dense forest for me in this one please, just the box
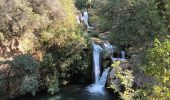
[0,0,170,100]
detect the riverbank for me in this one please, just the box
[9,85,119,100]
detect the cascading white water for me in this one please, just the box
[80,10,95,30]
[83,8,113,94]
[99,67,110,86]
[112,51,126,62]
[120,51,125,59]
[87,42,113,94]
[92,43,103,84]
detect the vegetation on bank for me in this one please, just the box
[0,0,170,99]
[85,0,170,99]
[0,0,91,97]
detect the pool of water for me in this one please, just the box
[11,85,119,100]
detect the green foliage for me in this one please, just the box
[95,0,166,50]
[45,76,59,95]
[11,54,39,73]
[20,75,38,96]
[110,61,136,100]
[41,53,55,68]
[0,0,91,97]
[41,53,59,94]
[1,54,40,97]
[144,39,170,76]
[75,0,88,10]
[138,39,170,99]
[88,30,99,37]
[45,28,91,83]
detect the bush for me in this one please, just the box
[0,0,91,97]
[0,54,40,97]
[110,61,136,100]
[11,54,39,73]
[20,75,38,96]
[48,29,91,83]
[137,39,170,99]
[75,0,88,10]
[45,76,59,95]
[41,53,59,94]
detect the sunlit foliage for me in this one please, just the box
[138,39,170,99]
[95,0,166,50]
[110,61,135,100]
[0,0,91,97]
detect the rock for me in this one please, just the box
[119,61,131,69]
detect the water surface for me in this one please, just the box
[13,85,119,100]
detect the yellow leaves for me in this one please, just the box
[41,31,54,42]
[154,86,162,94]
[0,32,4,42]
[110,61,135,100]
[18,31,39,53]
[111,61,121,68]
[163,77,169,83]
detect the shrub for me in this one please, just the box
[139,39,170,99]
[41,53,59,94]
[0,54,40,97]
[11,54,39,73]
[20,75,38,96]
[75,0,88,10]
[45,76,59,95]
[110,61,136,100]
[0,0,91,97]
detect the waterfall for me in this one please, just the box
[80,10,95,30]
[112,51,126,62]
[99,67,110,86]
[92,42,112,85]
[87,42,112,94]
[92,43,103,84]
[120,51,125,59]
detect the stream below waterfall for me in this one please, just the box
[12,42,119,100]
[2,42,121,100]
[13,85,119,100]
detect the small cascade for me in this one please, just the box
[92,42,103,84]
[112,51,126,62]
[87,42,113,94]
[120,51,125,59]
[99,67,110,86]
[80,10,95,30]
[103,41,114,54]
